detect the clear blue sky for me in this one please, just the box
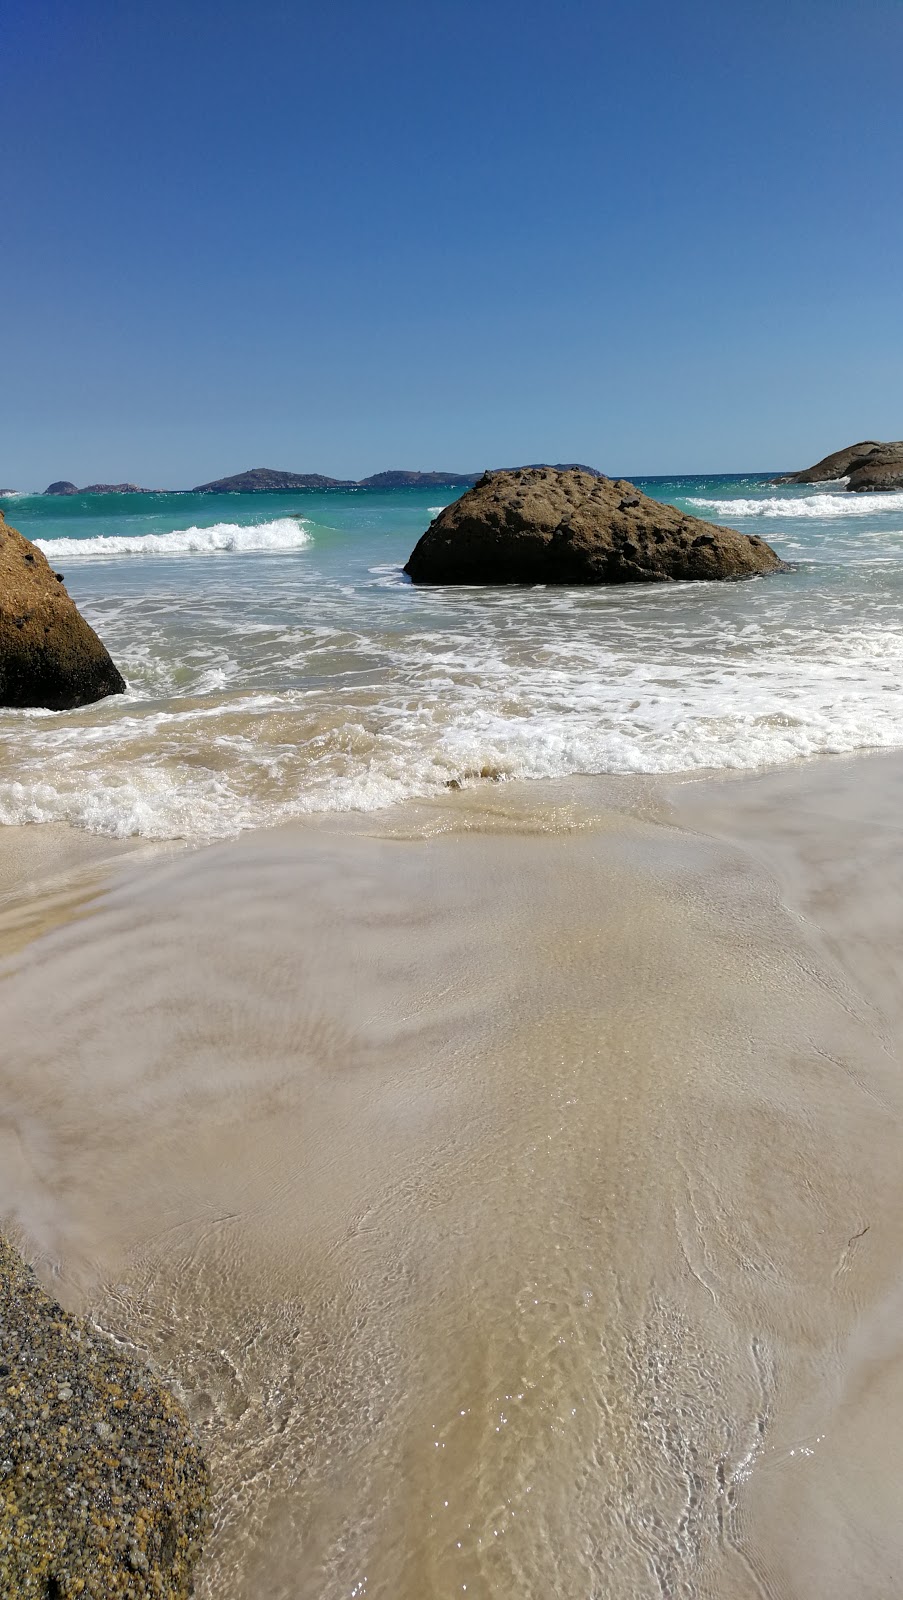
[3,0,901,486]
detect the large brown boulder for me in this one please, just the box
[0,511,126,709]
[0,1233,208,1598]
[404,468,784,586]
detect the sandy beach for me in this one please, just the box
[3,753,902,1598]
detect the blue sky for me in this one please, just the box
[3,0,901,486]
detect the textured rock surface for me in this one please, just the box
[0,1233,208,1599]
[44,481,79,496]
[0,511,125,708]
[777,440,903,489]
[847,446,903,492]
[404,467,784,586]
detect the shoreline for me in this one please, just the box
[2,750,903,1596]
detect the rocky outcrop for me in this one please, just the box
[846,445,903,492]
[0,511,126,709]
[777,440,903,490]
[404,467,784,586]
[193,467,354,492]
[45,481,79,495]
[0,1232,208,1599]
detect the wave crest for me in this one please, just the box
[686,492,903,519]
[34,518,312,558]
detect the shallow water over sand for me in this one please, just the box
[2,770,903,1597]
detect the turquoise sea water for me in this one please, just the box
[4,474,903,839]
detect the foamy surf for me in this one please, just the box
[34,517,312,558]
[687,491,903,518]
[7,472,903,844]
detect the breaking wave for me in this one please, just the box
[34,518,312,558]
[686,492,903,519]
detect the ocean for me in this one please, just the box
[4,472,903,840]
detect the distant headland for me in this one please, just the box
[38,464,606,495]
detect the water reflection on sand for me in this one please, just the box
[2,766,903,1598]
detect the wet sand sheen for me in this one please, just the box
[2,764,903,1597]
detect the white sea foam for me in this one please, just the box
[687,492,903,519]
[8,484,903,843]
[5,615,903,840]
[34,518,312,558]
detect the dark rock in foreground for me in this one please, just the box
[193,467,354,492]
[776,439,903,491]
[0,1233,208,1599]
[0,511,126,709]
[404,467,784,586]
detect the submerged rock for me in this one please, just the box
[776,439,903,490]
[0,1233,208,1598]
[404,467,784,586]
[0,510,126,708]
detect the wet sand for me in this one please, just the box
[2,759,903,1597]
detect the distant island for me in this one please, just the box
[40,464,606,495]
[44,480,156,496]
